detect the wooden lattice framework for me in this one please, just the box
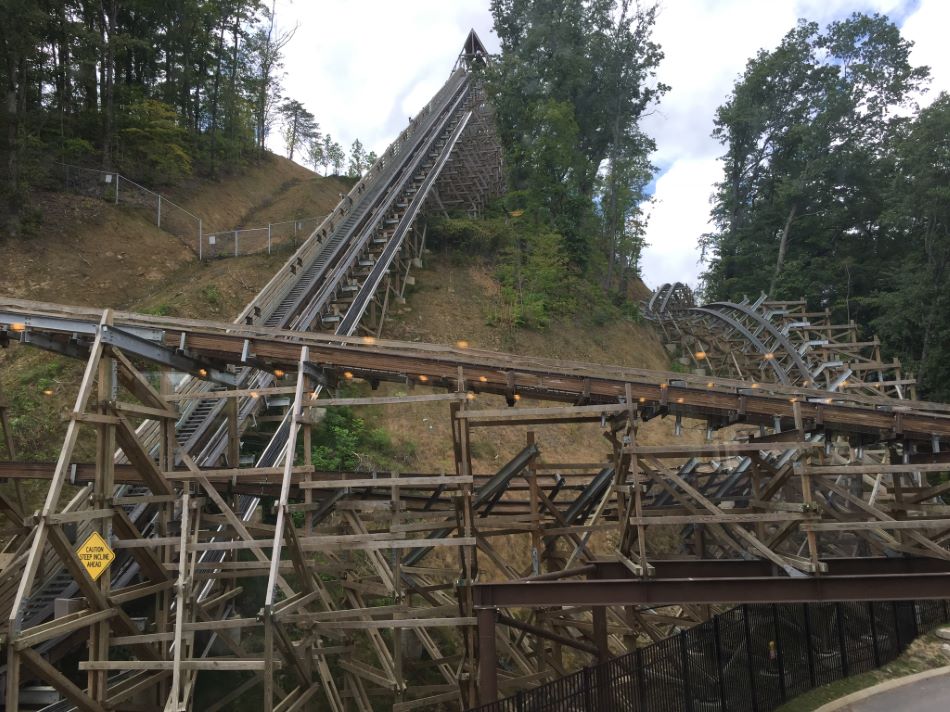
[0,301,949,710]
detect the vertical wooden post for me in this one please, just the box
[90,322,116,703]
[624,384,648,573]
[0,388,25,515]
[592,606,609,663]
[526,431,541,575]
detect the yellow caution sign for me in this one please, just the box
[76,531,115,582]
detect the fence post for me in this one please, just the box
[893,601,902,650]
[713,617,727,711]
[868,602,880,668]
[835,603,849,679]
[234,230,239,257]
[268,223,272,254]
[582,666,593,711]
[680,633,693,712]
[742,605,759,712]
[635,647,646,711]
[803,604,817,687]
[115,174,119,205]
[157,194,162,228]
[198,219,203,260]
[772,604,786,702]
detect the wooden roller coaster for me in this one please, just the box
[0,32,948,712]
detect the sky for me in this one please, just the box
[272,0,950,290]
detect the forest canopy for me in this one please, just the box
[699,13,950,399]
[0,0,303,232]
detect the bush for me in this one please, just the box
[117,99,192,184]
[311,407,410,471]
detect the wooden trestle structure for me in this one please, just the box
[0,299,949,710]
[1,32,950,712]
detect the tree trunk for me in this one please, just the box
[209,21,225,176]
[100,1,116,169]
[769,203,797,296]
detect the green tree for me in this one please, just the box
[489,0,665,270]
[700,13,928,318]
[328,138,344,175]
[278,98,319,160]
[347,137,366,176]
[306,138,325,173]
[117,99,192,183]
[871,94,950,399]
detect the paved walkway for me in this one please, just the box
[817,667,950,712]
[848,672,950,711]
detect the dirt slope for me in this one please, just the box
[167,155,351,232]
[372,254,682,473]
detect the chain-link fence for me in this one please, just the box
[55,162,325,260]
[55,162,202,256]
[202,215,323,258]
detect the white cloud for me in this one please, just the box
[271,0,497,158]
[901,0,950,102]
[640,158,721,290]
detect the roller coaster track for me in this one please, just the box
[643,282,929,564]
[2,34,949,712]
[645,282,914,399]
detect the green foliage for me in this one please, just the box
[201,285,222,307]
[869,94,950,400]
[348,138,367,177]
[142,303,174,317]
[278,98,319,161]
[310,407,410,472]
[59,138,96,165]
[700,13,927,309]
[431,204,645,331]
[118,100,193,184]
[0,0,294,211]
[488,0,665,284]
[699,12,950,400]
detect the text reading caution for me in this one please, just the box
[76,531,115,582]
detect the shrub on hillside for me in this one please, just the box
[117,100,192,185]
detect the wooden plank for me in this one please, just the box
[308,617,475,630]
[79,660,278,671]
[310,392,466,407]
[162,386,299,402]
[803,519,950,532]
[112,400,177,421]
[625,512,812,526]
[627,442,819,456]
[298,535,476,552]
[14,609,118,650]
[802,463,950,475]
[20,648,107,712]
[165,465,313,480]
[298,475,471,490]
[456,403,628,421]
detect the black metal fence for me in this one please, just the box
[470,599,950,712]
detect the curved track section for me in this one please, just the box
[645,284,914,399]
